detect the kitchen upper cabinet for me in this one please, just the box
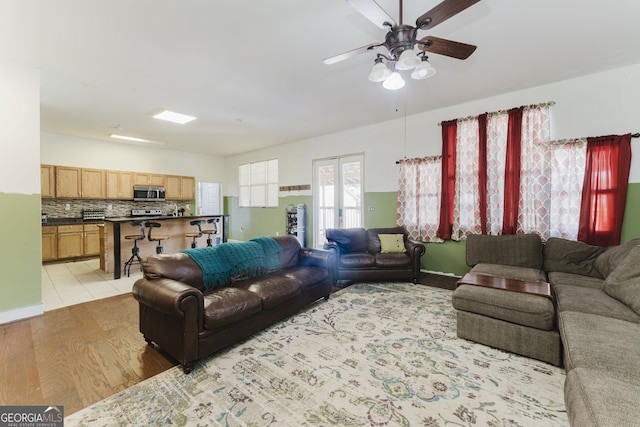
[41,164,55,198]
[166,175,195,200]
[106,170,134,200]
[56,167,106,199]
[134,172,166,187]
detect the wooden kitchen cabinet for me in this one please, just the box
[106,170,134,199]
[56,166,106,199]
[41,226,57,261]
[83,224,101,256]
[41,165,55,198]
[166,175,195,200]
[134,172,166,187]
[57,224,84,258]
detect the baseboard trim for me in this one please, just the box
[0,303,44,325]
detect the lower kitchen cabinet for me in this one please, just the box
[57,224,84,259]
[41,226,57,261]
[44,223,102,262]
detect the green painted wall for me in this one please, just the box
[0,193,42,312]
[225,182,640,277]
[621,182,640,243]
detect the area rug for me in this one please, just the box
[65,282,568,426]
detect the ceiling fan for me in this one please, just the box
[324,0,481,88]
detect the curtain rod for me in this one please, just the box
[632,133,640,138]
[437,101,556,126]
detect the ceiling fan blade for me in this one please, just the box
[416,0,481,30]
[323,43,383,65]
[346,0,397,30]
[417,36,477,59]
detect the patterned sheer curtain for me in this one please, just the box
[549,138,587,239]
[451,119,482,240]
[517,105,552,236]
[485,112,508,235]
[396,157,443,242]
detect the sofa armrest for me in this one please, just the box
[299,248,334,269]
[405,238,426,258]
[133,277,204,321]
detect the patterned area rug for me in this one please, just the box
[66,282,568,426]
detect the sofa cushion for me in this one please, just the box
[452,284,555,331]
[379,234,406,253]
[272,235,301,269]
[465,234,543,268]
[375,252,412,268]
[470,263,548,282]
[558,311,640,382]
[554,284,640,323]
[366,227,406,253]
[603,244,640,315]
[282,266,329,292]
[547,271,604,289]
[235,275,301,310]
[203,287,263,329]
[593,238,640,278]
[339,252,376,268]
[565,367,640,427]
[326,228,368,253]
[142,253,205,292]
[543,237,604,278]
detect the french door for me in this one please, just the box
[313,154,364,247]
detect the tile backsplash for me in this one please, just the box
[42,199,192,219]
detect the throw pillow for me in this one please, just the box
[603,245,640,316]
[594,238,640,278]
[379,234,406,253]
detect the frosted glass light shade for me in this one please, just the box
[368,61,392,82]
[395,49,420,70]
[411,60,436,79]
[382,72,405,90]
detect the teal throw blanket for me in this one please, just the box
[183,237,282,291]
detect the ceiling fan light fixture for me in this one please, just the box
[368,59,392,82]
[395,48,421,70]
[411,57,436,79]
[382,72,405,90]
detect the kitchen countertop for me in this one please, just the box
[43,218,105,226]
[104,214,227,223]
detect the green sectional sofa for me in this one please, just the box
[452,234,640,427]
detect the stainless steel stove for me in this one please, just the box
[131,209,163,217]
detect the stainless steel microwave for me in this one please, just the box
[133,185,166,201]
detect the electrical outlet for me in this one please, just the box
[65,203,70,211]
[107,204,113,210]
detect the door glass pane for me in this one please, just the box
[341,160,362,228]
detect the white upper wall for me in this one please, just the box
[41,132,227,184]
[226,62,640,194]
[0,60,40,195]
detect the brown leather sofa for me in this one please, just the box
[132,235,334,373]
[324,226,426,284]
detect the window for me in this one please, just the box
[396,156,442,242]
[239,159,279,207]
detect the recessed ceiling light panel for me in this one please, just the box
[110,134,149,143]
[153,110,197,124]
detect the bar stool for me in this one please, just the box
[185,219,205,248]
[146,222,169,254]
[202,218,219,247]
[123,220,146,277]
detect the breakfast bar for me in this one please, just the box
[101,214,229,279]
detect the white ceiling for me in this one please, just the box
[2,0,640,157]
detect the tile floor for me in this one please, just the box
[41,259,141,311]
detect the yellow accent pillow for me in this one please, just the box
[379,234,406,253]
